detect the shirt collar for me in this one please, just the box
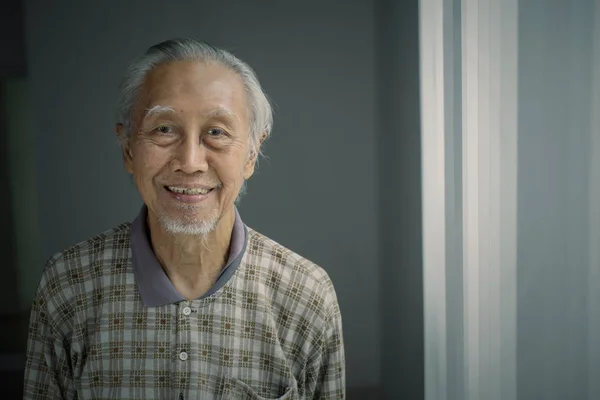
[130,205,247,307]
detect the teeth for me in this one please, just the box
[168,186,211,195]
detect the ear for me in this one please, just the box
[116,123,134,174]
[243,149,258,180]
[243,132,268,180]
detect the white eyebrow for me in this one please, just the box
[144,105,176,117]
[143,105,239,122]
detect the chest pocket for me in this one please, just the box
[222,376,298,400]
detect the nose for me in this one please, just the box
[172,134,209,174]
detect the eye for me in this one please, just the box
[154,125,174,135]
[207,127,226,138]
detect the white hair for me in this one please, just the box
[116,38,273,158]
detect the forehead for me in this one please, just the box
[138,60,248,121]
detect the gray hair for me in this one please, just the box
[116,38,273,158]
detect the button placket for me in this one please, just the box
[174,302,192,397]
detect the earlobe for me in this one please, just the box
[244,136,265,180]
[122,145,134,174]
[244,169,254,180]
[243,152,257,180]
[243,162,256,180]
[120,135,135,174]
[116,123,134,173]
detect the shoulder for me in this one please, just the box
[244,227,340,320]
[33,223,132,325]
[42,222,131,280]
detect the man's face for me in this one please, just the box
[120,61,257,235]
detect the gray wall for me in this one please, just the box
[0,87,18,315]
[376,0,424,399]
[23,0,381,392]
[0,0,27,314]
[4,79,42,314]
[517,0,598,398]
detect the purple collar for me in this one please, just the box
[130,205,247,307]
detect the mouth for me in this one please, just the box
[165,186,214,195]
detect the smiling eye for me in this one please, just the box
[155,125,174,134]
[207,128,226,137]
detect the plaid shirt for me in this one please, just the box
[23,208,345,399]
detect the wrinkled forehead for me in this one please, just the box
[136,61,250,123]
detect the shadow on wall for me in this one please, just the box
[0,0,37,398]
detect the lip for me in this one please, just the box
[163,185,215,204]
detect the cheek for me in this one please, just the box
[214,141,252,183]
[216,158,247,187]
[133,147,168,178]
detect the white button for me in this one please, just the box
[182,307,192,316]
[179,351,188,361]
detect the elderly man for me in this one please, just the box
[23,38,345,399]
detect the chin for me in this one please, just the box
[157,208,221,236]
[159,216,219,236]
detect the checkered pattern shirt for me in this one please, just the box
[23,218,345,399]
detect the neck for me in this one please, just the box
[147,207,236,299]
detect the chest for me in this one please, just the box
[70,299,302,399]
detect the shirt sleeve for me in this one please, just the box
[304,304,346,399]
[23,289,75,400]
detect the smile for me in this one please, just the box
[165,186,214,195]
